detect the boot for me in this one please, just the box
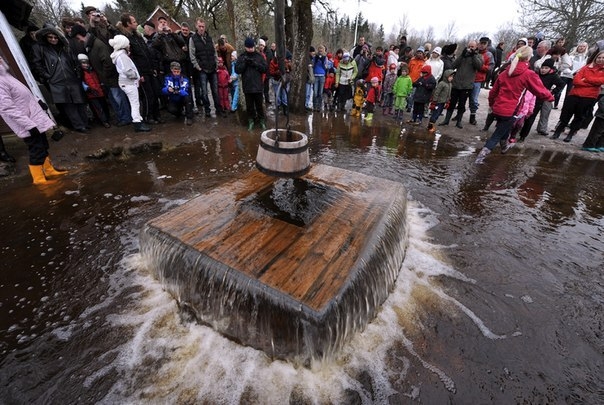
[134,122,151,132]
[351,108,359,117]
[388,107,393,115]
[427,122,435,132]
[247,119,255,131]
[440,109,453,126]
[455,113,464,128]
[551,123,564,139]
[43,156,67,177]
[260,119,266,130]
[365,113,373,121]
[563,130,577,143]
[469,113,477,125]
[382,107,387,115]
[474,147,491,164]
[29,165,47,185]
[393,109,399,119]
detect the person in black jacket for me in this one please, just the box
[189,18,222,117]
[235,37,268,131]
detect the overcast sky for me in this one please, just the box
[330,0,520,40]
[72,0,520,40]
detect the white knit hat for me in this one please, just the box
[109,35,130,51]
[432,46,442,56]
[77,53,89,62]
[231,50,237,59]
[258,38,266,46]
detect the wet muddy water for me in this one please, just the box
[1,113,603,403]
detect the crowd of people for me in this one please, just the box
[2,6,604,182]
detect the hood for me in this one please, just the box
[421,64,432,75]
[35,26,69,48]
[442,69,455,79]
[110,48,127,64]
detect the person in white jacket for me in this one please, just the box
[109,35,150,132]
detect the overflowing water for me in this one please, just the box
[1,115,603,402]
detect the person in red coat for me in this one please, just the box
[475,46,554,164]
[551,50,604,142]
[216,57,231,116]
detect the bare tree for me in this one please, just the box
[442,20,458,42]
[31,0,72,27]
[492,24,524,54]
[518,0,604,47]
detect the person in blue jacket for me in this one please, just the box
[161,61,193,125]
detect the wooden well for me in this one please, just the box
[140,164,408,363]
[255,128,310,177]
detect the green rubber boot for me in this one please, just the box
[247,119,254,131]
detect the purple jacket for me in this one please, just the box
[0,65,54,138]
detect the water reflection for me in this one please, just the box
[1,116,602,402]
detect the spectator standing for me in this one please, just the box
[109,35,151,132]
[0,55,67,184]
[189,18,223,117]
[334,51,357,112]
[562,41,589,96]
[235,37,268,131]
[382,63,398,115]
[153,16,187,77]
[77,54,111,128]
[305,46,316,111]
[32,26,89,133]
[87,9,117,50]
[177,22,201,113]
[440,40,482,128]
[216,57,231,116]
[469,37,494,125]
[72,24,132,126]
[426,47,444,82]
[119,13,162,124]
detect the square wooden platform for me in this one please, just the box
[141,164,408,362]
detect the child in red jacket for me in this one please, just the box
[78,54,110,128]
[362,77,381,121]
[323,68,336,111]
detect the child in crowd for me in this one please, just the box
[351,79,366,117]
[517,58,565,141]
[230,51,239,112]
[428,69,454,132]
[323,68,336,111]
[503,90,535,152]
[216,57,231,116]
[78,54,110,128]
[409,65,436,125]
[109,35,150,132]
[382,63,397,115]
[392,65,412,120]
[363,76,381,121]
[161,61,193,125]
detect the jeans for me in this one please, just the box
[271,78,289,106]
[313,75,325,110]
[305,82,313,109]
[470,82,482,113]
[485,115,514,150]
[199,70,221,114]
[107,86,131,124]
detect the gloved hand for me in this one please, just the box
[38,100,49,110]
[29,127,41,137]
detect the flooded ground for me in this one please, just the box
[0,108,603,403]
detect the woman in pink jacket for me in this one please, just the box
[475,46,554,164]
[0,55,67,184]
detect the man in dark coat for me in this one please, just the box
[189,18,222,117]
[235,37,268,130]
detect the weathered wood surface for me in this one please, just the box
[145,164,404,312]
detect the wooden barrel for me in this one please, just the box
[256,129,310,177]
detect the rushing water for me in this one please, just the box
[1,113,603,403]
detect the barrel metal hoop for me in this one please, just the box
[255,162,311,178]
[259,141,309,155]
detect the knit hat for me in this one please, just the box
[389,63,397,69]
[417,46,425,53]
[231,50,237,59]
[70,24,87,38]
[432,46,442,56]
[77,53,89,62]
[517,38,528,46]
[143,20,155,29]
[479,37,490,44]
[327,53,333,59]
[170,61,181,69]
[258,38,266,46]
[342,52,350,59]
[541,58,555,69]
[309,46,316,52]
[244,37,255,48]
[370,76,379,83]
[109,35,129,51]
[421,65,432,74]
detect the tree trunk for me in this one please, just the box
[288,0,313,113]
